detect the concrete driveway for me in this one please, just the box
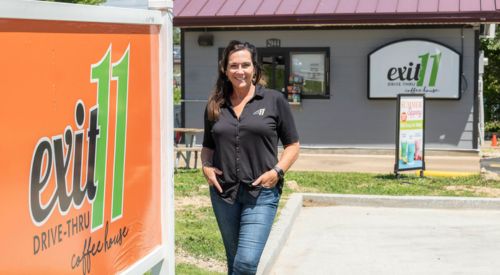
[291,151,480,174]
[258,194,500,275]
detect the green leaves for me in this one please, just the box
[485,121,500,132]
[481,29,500,122]
[173,27,181,45]
[174,87,182,105]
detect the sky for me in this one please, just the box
[104,0,149,9]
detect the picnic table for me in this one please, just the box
[174,128,203,169]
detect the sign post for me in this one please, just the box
[395,94,426,176]
[0,1,173,274]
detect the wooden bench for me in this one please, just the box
[175,146,202,169]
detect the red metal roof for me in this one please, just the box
[173,0,500,27]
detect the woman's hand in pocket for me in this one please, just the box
[202,166,223,193]
[251,169,279,189]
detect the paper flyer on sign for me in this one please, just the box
[398,96,424,170]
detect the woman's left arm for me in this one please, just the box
[276,142,300,172]
[252,142,300,188]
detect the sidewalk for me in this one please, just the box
[289,148,481,174]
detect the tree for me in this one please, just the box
[42,0,105,5]
[173,27,181,45]
[481,29,500,122]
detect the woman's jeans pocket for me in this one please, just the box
[255,186,280,207]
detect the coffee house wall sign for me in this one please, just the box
[368,39,461,99]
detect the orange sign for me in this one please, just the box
[0,18,162,274]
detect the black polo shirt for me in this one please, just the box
[203,85,299,204]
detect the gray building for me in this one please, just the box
[174,0,500,152]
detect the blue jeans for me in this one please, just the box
[210,186,280,275]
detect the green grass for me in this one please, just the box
[174,169,209,197]
[303,79,324,94]
[174,169,226,274]
[176,263,224,275]
[176,169,500,199]
[284,171,500,197]
[176,205,226,262]
[174,169,500,273]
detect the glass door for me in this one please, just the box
[260,53,286,93]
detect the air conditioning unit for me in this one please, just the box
[480,24,496,39]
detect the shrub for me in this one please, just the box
[485,121,500,132]
[174,87,181,105]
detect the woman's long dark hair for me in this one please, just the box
[207,40,262,121]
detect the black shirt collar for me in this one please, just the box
[224,85,264,107]
[254,85,265,98]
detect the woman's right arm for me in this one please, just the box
[201,147,223,193]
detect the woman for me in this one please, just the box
[201,40,300,275]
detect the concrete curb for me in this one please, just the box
[257,193,500,274]
[301,193,500,210]
[419,170,478,177]
[256,193,303,275]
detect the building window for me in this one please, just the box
[259,47,330,99]
[290,52,327,96]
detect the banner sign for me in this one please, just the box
[0,18,163,274]
[369,40,461,99]
[395,94,425,172]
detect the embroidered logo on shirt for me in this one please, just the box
[253,108,265,116]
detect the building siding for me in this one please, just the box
[182,27,475,150]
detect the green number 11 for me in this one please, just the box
[90,45,130,231]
